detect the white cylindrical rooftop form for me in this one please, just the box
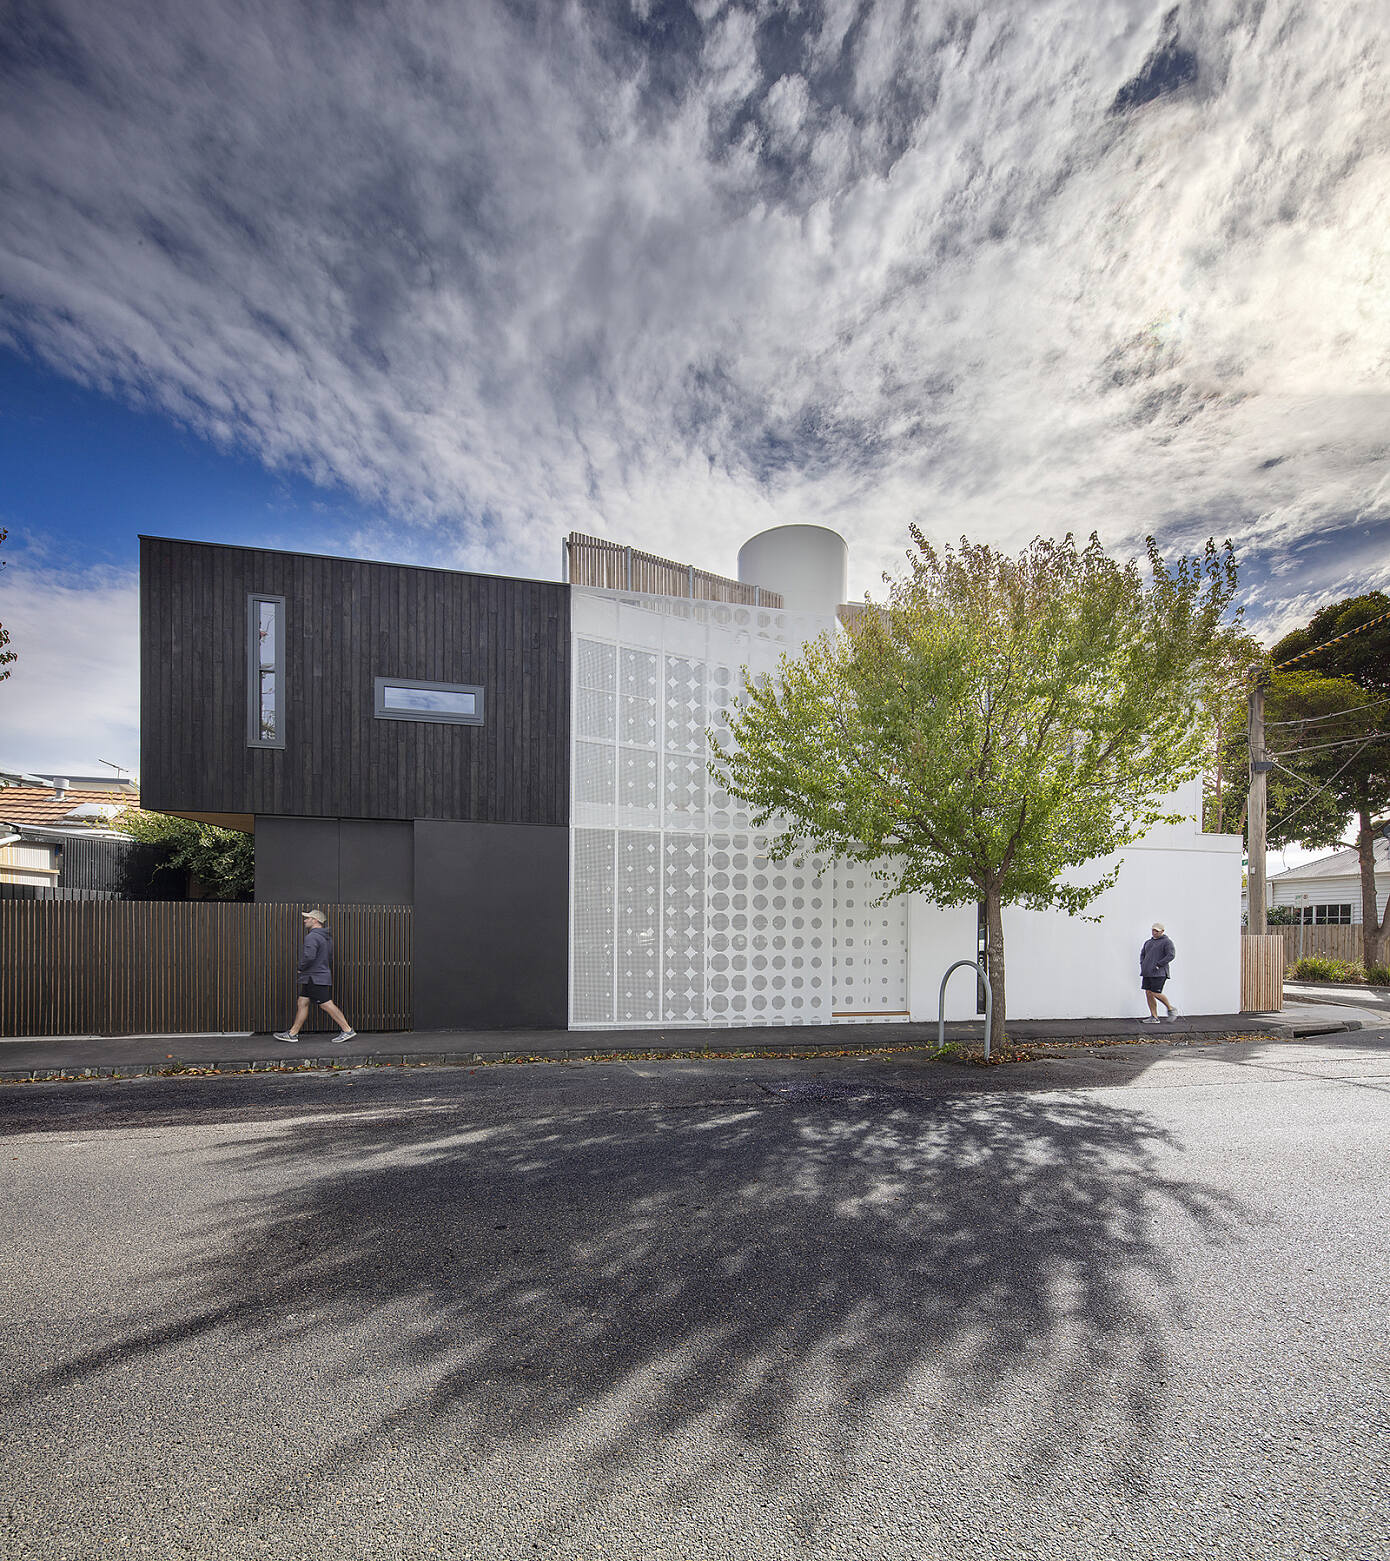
[737,525,848,616]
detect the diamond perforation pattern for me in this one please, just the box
[616,830,661,1023]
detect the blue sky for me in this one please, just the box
[0,348,391,572]
[1,0,1387,775]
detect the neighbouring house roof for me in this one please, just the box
[0,786,142,829]
[31,773,139,794]
[11,821,139,844]
[1270,834,1389,881]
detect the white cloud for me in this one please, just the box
[0,560,140,775]
[0,0,1384,608]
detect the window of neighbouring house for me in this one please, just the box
[374,677,484,725]
[247,594,286,748]
[1295,903,1354,925]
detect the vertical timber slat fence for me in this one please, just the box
[1240,934,1284,1013]
[0,902,412,1037]
[1275,924,1363,966]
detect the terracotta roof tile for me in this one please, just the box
[0,787,142,829]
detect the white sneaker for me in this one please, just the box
[1141,1016,1162,1025]
[1166,1005,1180,1020]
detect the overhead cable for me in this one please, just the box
[1265,734,1378,835]
[1265,693,1390,728]
[1274,730,1389,759]
[1272,606,1390,670]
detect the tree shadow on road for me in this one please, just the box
[9,1073,1239,1527]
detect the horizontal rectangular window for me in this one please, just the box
[1295,903,1354,925]
[374,676,484,725]
[247,593,286,749]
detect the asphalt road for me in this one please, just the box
[3,1035,1388,1560]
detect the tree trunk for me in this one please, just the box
[1357,809,1386,971]
[983,885,1007,1054]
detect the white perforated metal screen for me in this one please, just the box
[831,859,910,1018]
[569,589,902,1029]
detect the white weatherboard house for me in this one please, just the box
[567,525,1243,1028]
[1263,836,1390,926]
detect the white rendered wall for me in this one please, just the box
[910,777,1244,1023]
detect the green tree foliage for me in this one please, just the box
[1269,591,1390,692]
[0,528,16,682]
[116,810,255,901]
[711,529,1243,1052]
[1256,593,1390,968]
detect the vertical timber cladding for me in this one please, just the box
[139,537,570,826]
[571,587,871,1028]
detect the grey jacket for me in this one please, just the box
[1140,934,1175,979]
[298,926,333,985]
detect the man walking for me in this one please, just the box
[275,908,357,1042]
[1140,921,1178,1023]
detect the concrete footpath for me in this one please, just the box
[0,1004,1366,1081]
[1286,980,1390,1013]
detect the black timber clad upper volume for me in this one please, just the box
[141,538,570,825]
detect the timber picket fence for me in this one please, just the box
[1275,923,1364,967]
[0,901,411,1037]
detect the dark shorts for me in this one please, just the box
[299,981,333,1003]
[1141,976,1167,993]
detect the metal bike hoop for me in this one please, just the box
[938,958,992,1060]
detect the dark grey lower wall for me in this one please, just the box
[413,820,569,1030]
[255,817,414,905]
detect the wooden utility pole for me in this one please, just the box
[1247,670,1269,936]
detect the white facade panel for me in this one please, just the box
[569,588,837,1027]
[570,591,1244,1027]
[832,859,909,1018]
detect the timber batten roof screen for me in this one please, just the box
[565,532,782,607]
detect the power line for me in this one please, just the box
[1266,733,1379,836]
[1272,605,1390,670]
[1274,730,1388,758]
[1265,693,1390,728]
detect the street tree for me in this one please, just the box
[1270,591,1389,692]
[710,529,1243,1052]
[1259,594,1390,970]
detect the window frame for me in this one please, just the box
[1296,902,1355,925]
[373,676,485,726]
[246,593,286,750]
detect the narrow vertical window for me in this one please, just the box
[247,593,286,748]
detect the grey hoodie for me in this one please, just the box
[298,925,333,985]
[1140,934,1175,979]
